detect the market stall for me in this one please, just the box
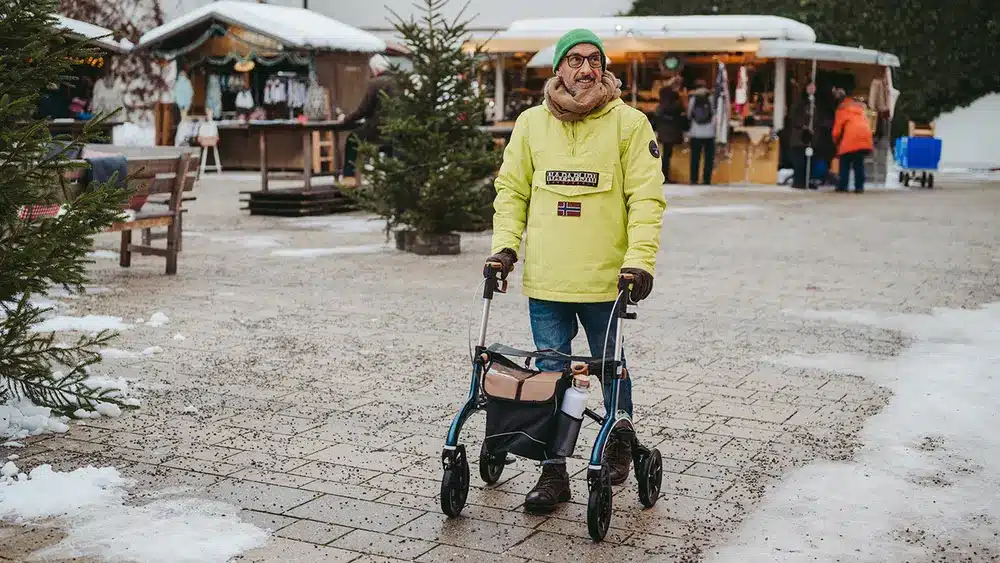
[135,1,386,174]
[37,16,135,142]
[463,15,900,185]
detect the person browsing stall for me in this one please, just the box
[482,29,667,513]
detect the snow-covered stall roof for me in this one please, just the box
[507,15,816,41]
[137,1,386,54]
[55,15,134,54]
[466,15,816,53]
[757,40,900,67]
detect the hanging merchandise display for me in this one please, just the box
[205,74,223,119]
[173,70,193,112]
[263,75,286,105]
[303,82,331,120]
[734,65,749,114]
[235,89,255,111]
[714,61,730,144]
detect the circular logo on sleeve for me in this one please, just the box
[649,140,660,158]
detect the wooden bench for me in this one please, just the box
[62,151,199,275]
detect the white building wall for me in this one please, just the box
[933,93,1000,169]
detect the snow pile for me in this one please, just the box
[0,464,269,562]
[31,315,131,333]
[707,302,1000,563]
[0,399,70,440]
[270,243,392,257]
[147,312,170,327]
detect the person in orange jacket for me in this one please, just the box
[832,88,875,193]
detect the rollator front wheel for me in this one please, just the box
[440,446,470,517]
[586,467,613,541]
[637,448,663,508]
[479,451,505,485]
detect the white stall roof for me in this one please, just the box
[55,15,134,54]
[507,15,817,41]
[757,40,900,67]
[138,1,386,53]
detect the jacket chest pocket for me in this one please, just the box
[531,167,614,198]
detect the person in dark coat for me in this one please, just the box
[338,55,398,177]
[653,78,685,183]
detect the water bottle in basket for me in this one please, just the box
[551,363,590,457]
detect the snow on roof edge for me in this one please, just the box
[138,1,385,54]
[505,15,817,42]
[55,15,134,54]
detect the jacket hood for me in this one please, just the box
[839,101,866,117]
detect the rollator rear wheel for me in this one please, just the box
[637,448,663,508]
[587,468,613,541]
[479,451,505,485]
[440,446,470,517]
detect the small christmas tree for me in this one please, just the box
[355,0,501,253]
[0,0,136,416]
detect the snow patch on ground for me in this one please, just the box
[0,464,269,562]
[45,286,112,299]
[281,215,384,233]
[666,204,765,215]
[31,315,131,333]
[147,312,170,327]
[270,243,392,257]
[87,250,119,260]
[707,302,1000,563]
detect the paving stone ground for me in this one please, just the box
[2,173,999,562]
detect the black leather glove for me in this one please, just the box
[484,248,517,279]
[620,267,653,302]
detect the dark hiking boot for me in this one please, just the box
[524,463,570,513]
[606,431,633,485]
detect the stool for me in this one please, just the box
[198,135,222,178]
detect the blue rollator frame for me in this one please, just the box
[440,265,663,542]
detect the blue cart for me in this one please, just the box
[895,136,942,188]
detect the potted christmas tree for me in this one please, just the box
[355,0,501,255]
[1,0,137,416]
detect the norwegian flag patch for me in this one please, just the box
[556,201,581,217]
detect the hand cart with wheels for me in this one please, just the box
[439,264,663,542]
[895,136,942,188]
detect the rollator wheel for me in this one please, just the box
[440,447,470,517]
[479,451,505,485]
[587,469,613,542]
[637,448,663,508]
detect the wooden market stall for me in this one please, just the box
[464,16,900,185]
[37,16,136,142]
[134,1,386,177]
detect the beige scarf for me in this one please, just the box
[544,71,623,122]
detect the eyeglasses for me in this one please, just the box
[565,53,603,69]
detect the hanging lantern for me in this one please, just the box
[234,57,255,72]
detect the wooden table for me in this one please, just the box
[243,120,356,192]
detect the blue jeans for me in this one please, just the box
[529,298,634,463]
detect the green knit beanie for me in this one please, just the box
[552,29,606,72]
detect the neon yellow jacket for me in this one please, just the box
[491,98,667,303]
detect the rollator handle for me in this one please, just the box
[483,262,508,298]
[616,273,639,317]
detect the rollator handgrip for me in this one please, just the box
[483,262,507,298]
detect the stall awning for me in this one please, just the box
[467,31,760,55]
[137,1,386,54]
[55,15,133,54]
[756,40,900,67]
